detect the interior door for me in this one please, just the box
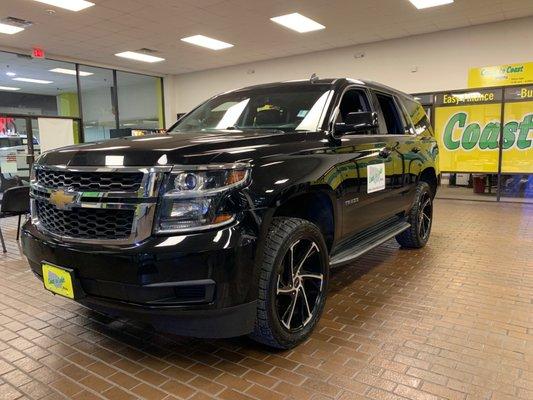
[331,88,397,239]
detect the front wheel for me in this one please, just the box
[250,217,329,349]
[396,181,433,249]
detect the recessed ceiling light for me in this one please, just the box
[270,13,325,33]
[0,22,25,35]
[49,68,93,76]
[181,35,233,50]
[6,72,16,77]
[408,0,454,9]
[13,77,53,84]
[0,86,20,91]
[115,51,165,63]
[32,0,95,12]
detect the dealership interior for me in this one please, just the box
[0,1,532,400]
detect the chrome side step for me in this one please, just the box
[330,221,411,267]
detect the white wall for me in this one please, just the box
[164,16,533,119]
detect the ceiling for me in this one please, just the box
[0,0,532,76]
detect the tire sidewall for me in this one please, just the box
[266,222,329,347]
[414,182,433,245]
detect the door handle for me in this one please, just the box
[411,146,421,153]
[379,147,392,158]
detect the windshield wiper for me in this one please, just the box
[240,127,286,134]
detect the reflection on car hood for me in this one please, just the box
[38,130,292,167]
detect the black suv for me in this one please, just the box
[22,78,438,349]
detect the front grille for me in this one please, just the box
[35,200,134,239]
[35,169,143,192]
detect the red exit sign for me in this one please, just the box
[32,47,45,59]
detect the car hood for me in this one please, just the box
[38,130,290,167]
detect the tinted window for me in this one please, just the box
[403,97,433,135]
[336,89,370,123]
[375,93,404,134]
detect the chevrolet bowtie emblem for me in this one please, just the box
[49,189,78,210]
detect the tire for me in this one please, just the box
[250,217,329,349]
[396,181,433,249]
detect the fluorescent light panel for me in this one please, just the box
[270,13,325,33]
[0,22,24,35]
[13,77,53,84]
[5,72,16,77]
[408,0,454,9]
[49,68,93,76]
[0,86,20,91]
[33,0,95,12]
[181,35,233,50]
[115,51,165,63]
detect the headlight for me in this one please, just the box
[155,163,250,233]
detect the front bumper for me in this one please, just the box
[21,216,260,338]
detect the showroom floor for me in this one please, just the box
[0,199,531,400]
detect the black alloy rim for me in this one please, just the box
[418,192,432,240]
[275,238,325,332]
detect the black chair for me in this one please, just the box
[0,186,30,252]
[0,173,23,192]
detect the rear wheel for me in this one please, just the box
[250,217,329,349]
[396,181,433,249]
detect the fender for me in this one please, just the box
[244,154,343,250]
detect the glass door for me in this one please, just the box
[0,115,83,194]
[500,86,533,203]
[0,115,33,193]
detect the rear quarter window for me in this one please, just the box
[402,98,433,136]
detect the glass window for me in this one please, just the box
[0,52,79,117]
[0,117,31,189]
[170,84,332,133]
[79,66,116,142]
[403,97,433,136]
[117,71,163,131]
[375,93,404,134]
[500,85,533,203]
[433,89,502,202]
[335,89,370,123]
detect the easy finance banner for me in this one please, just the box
[434,87,533,173]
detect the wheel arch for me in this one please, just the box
[419,167,438,198]
[259,185,338,253]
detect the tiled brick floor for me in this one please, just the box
[0,199,531,400]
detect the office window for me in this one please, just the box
[117,71,163,131]
[79,66,116,142]
[0,51,79,117]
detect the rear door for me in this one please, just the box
[368,91,414,215]
[331,87,397,238]
[397,95,433,190]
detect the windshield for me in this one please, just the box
[170,84,333,133]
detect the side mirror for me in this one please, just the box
[334,111,378,134]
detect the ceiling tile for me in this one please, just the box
[0,0,531,75]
